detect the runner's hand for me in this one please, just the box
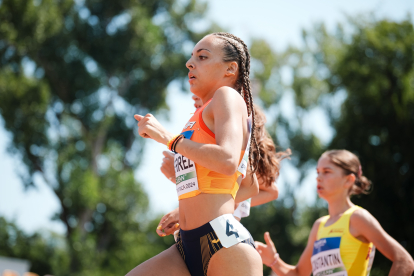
[134,114,173,145]
[255,232,278,266]
[161,151,175,183]
[156,207,180,237]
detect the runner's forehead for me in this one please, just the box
[192,35,221,55]
[317,156,334,168]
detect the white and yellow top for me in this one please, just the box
[312,205,375,276]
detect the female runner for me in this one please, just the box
[255,150,414,276]
[157,102,290,237]
[128,32,263,276]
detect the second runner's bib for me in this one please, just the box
[311,237,347,276]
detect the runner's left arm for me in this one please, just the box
[351,209,414,276]
[160,150,175,183]
[250,181,278,207]
[234,170,259,203]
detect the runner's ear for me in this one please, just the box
[225,61,238,77]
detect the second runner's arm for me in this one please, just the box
[256,219,322,276]
[250,180,278,207]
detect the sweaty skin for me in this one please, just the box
[157,95,278,235]
[132,34,262,276]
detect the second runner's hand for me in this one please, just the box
[161,151,176,184]
[156,207,180,237]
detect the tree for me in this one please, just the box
[0,216,68,275]
[0,0,206,274]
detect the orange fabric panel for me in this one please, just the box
[178,99,242,200]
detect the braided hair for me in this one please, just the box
[211,32,259,174]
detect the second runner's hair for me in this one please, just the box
[253,105,291,187]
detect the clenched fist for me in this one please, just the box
[134,114,173,145]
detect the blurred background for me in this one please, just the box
[0,0,413,275]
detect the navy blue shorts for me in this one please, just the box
[175,219,255,276]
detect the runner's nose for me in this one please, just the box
[186,58,194,69]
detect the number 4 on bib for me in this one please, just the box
[226,219,239,238]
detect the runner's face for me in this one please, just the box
[316,156,349,200]
[192,94,203,110]
[186,35,231,96]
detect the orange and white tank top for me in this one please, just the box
[174,99,251,200]
[311,205,376,276]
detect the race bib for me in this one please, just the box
[175,130,199,197]
[311,237,347,276]
[209,214,252,248]
[233,198,251,219]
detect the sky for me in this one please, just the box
[0,0,413,235]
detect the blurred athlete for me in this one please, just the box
[255,150,414,276]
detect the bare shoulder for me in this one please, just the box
[214,86,243,99]
[211,86,246,110]
[349,208,385,240]
[350,208,376,227]
[313,216,326,228]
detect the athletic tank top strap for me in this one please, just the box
[175,99,250,201]
[197,99,214,138]
[317,215,330,233]
[317,205,359,240]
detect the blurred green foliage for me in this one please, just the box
[0,0,205,275]
[0,217,69,275]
